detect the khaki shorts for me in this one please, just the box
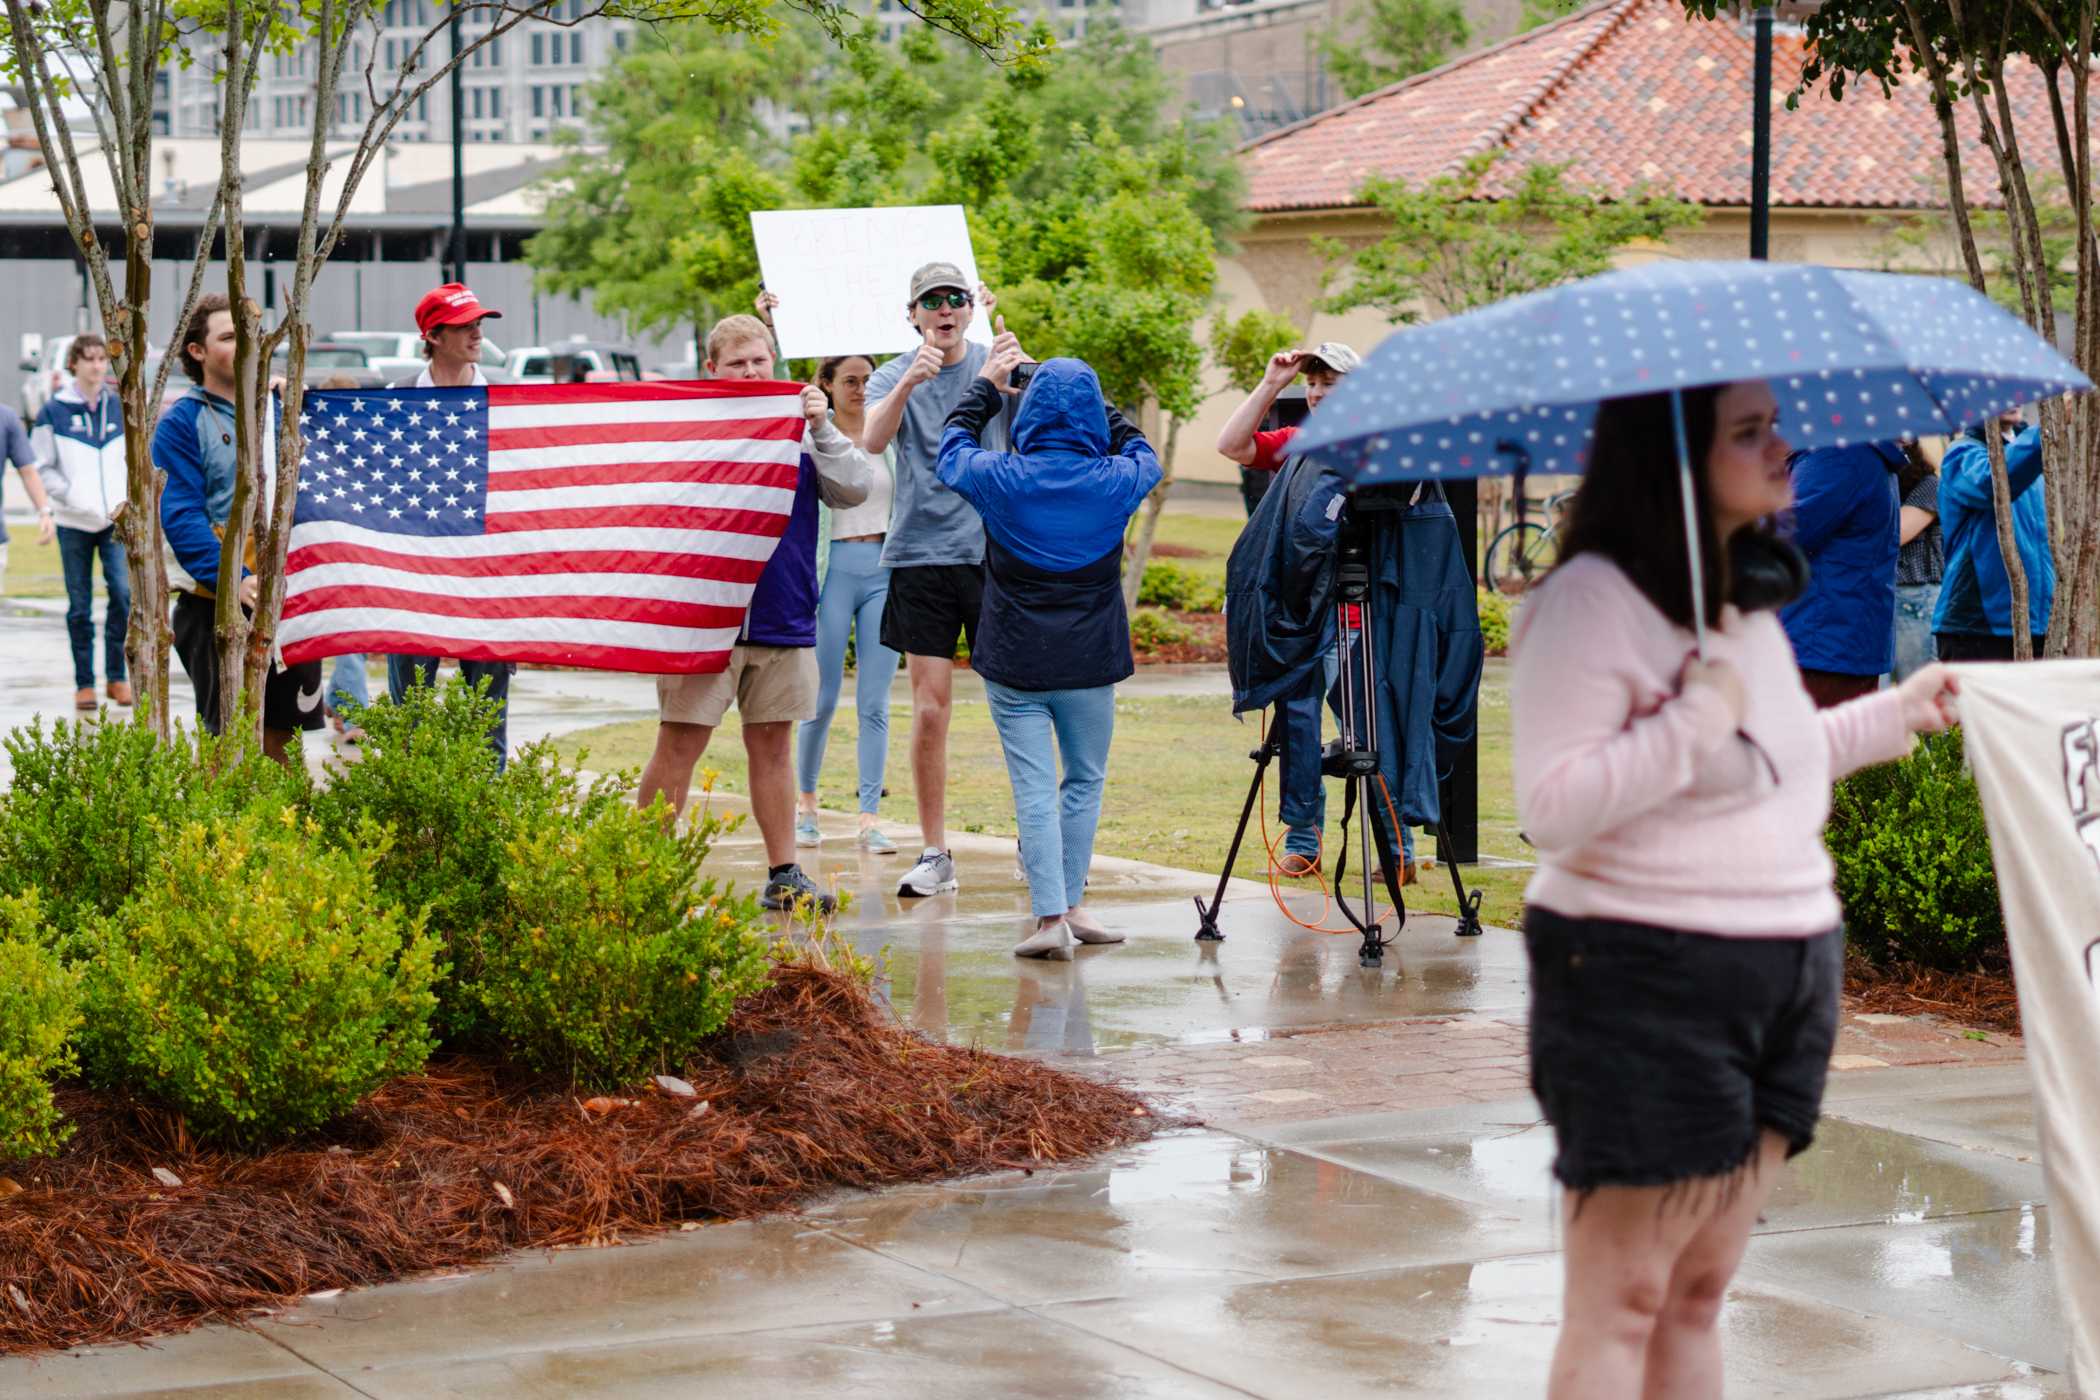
[656,644,818,728]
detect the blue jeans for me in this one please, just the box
[985,680,1115,919]
[388,655,511,770]
[55,524,129,689]
[1277,639,1413,863]
[328,654,371,712]
[1891,582,1940,683]
[796,540,899,813]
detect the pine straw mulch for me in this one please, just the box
[1842,950,2023,1036]
[0,962,1156,1356]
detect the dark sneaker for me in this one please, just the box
[762,865,837,915]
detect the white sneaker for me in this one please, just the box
[1014,921,1075,958]
[898,847,959,898]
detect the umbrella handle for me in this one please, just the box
[1670,390,1710,659]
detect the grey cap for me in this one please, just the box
[1303,341,1362,375]
[909,261,971,303]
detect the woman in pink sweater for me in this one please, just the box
[1511,381,1959,1400]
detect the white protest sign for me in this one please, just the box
[750,205,995,360]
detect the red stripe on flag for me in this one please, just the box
[284,586,748,630]
[487,418,805,451]
[285,541,771,585]
[484,459,803,493]
[490,381,805,406]
[280,630,733,675]
[483,505,794,536]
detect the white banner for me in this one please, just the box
[1957,659,2100,1390]
[749,206,993,360]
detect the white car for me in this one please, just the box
[19,334,80,422]
[328,332,510,386]
[505,342,645,384]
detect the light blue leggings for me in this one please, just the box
[985,680,1115,919]
[796,540,900,813]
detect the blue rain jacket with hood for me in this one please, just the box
[1224,457,1483,832]
[935,358,1162,692]
[1934,423,2053,640]
[1778,439,1903,676]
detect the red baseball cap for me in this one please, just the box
[414,282,503,337]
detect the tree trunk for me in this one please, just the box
[1122,414,1181,613]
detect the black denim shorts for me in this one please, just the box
[1524,906,1843,1192]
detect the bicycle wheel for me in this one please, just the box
[1483,522,1558,594]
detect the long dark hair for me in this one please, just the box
[1896,440,1935,499]
[1555,387,1729,632]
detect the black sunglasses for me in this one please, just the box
[916,290,972,311]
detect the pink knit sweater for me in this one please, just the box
[1510,554,1915,937]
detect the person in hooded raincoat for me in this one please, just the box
[935,354,1162,960]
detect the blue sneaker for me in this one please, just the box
[794,814,821,849]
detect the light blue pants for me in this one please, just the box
[328,653,370,712]
[796,540,900,813]
[986,680,1115,919]
[1891,582,1941,683]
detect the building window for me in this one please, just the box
[569,31,583,62]
[530,32,543,64]
[531,85,544,117]
[613,27,627,50]
[489,87,502,118]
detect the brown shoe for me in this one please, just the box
[106,680,135,707]
[1276,852,1322,879]
[74,687,95,712]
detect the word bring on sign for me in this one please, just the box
[750,205,995,360]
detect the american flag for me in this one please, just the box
[276,381,807,674]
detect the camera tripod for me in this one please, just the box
[1193,506,1486,967]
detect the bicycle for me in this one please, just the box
[1483,487,1574,595]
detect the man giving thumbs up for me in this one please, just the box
[860,261,1024,899]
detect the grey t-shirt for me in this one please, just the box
[867,341,1008,569]
[0,405,36,545]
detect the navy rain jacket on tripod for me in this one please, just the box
[1224,458,1484,830]
[935,358,1163,692]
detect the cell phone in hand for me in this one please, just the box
[1008,361,1036,393]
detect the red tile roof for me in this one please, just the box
[1241,0,2087,213]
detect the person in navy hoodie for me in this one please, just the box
[634,313,870,914]
[32,333,132,711]
[936,352,1162,959]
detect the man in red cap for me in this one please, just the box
[385,282,512,762]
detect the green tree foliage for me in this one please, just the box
[1869,172,2080,317]
[1209,308,1303,393]
[1321,153,1705,322]
[1316,0,1471,100]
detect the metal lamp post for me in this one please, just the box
[447,8,466,283]
[1750,4,1773,259]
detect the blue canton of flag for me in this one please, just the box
[296,389,491,538]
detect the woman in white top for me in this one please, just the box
[795,353,901,854]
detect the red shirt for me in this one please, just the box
[1247,426,1297,472]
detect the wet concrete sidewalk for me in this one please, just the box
[0,604,2067,1398]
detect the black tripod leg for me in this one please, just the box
[1438,815,1485,938]
[1195,739,1278,941]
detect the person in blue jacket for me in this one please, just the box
[1934,413,2052,660]
[935,353,1160,960]
[1778,440,1903,707]
[155,293,326,760]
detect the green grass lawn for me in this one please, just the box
[4,531,65,599]
[1144,511,1243,588]
[552,661,1529,929]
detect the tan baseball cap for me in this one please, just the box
[909,261,971,303]
[1303,341,1362,375]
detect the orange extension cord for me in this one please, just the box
[1252,708,1413,937]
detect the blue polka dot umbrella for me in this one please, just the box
[1292,258,2090,650]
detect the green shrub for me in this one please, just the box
[1477,590,1513,657]
[0,718,303,943]
[466,803,770,1090]
[1137,561,1203,611]
[1130,607,1194,652]
[80,808,440,1147]
[307,679,625,1036]
[1827,729,2003,972]
[0,894,82,1163]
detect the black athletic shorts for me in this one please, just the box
[1523,906,1843,1192]
[879,561,985,660]
[172,591,325,737]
